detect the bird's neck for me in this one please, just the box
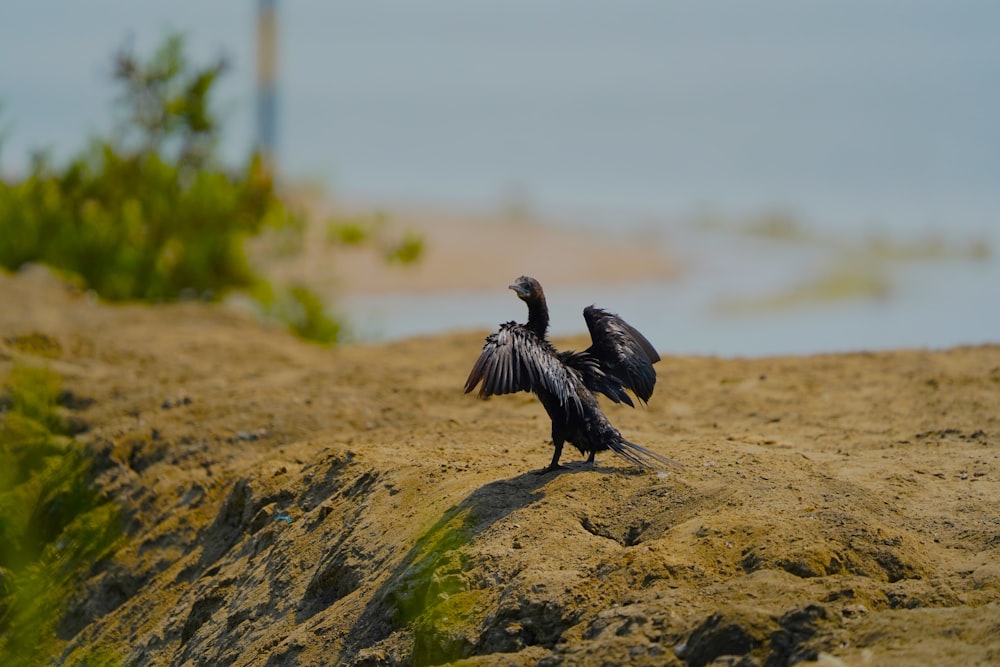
[526,297,550,339]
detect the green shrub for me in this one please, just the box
[327,214,384,246]
[0,33,423,344]
[0,34,284,303]
[252,280,343,345]
[383,230,425,265]
[326,210,425,266]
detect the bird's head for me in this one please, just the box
[509,275,543,302]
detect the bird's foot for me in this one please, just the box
[532,464,566,475]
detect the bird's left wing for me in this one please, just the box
[581,306,660,404]
[464,322,583,412]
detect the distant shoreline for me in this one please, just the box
[255,190,679,299]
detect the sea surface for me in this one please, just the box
[3,1,998,355]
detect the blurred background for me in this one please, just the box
[2,0,998,355]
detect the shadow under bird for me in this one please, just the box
[465,275,679,473]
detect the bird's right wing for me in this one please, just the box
[464,323,583,412]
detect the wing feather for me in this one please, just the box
[464,322,583,412]
[580,306,660,404]
[559,350,635,407]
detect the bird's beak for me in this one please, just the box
[509,283,528,297]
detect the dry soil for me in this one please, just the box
[2,266,999,667]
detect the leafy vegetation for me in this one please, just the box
[0,33,421,343]
[327,211,425,265]
[0,35,281,302]
[252,281,343,345]
[0,366,121,666]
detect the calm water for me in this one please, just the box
[3,1,998,354]
[343,225,1000,356]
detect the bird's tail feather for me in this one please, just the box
[607,438,682,471]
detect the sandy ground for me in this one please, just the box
[2,263,999,667]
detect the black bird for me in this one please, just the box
[464,275,678,473]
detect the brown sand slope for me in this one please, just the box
[2,268,999,666]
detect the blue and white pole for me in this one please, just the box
[256,0,278,174]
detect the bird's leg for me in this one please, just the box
[563,449,597,470]
[535,437,566,474]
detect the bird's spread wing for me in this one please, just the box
[558,349,636,407]
[580,306,660,404]
[464,322,583,412]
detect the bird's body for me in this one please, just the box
[464,276,677,473]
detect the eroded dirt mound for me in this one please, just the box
[2,268,999,666]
